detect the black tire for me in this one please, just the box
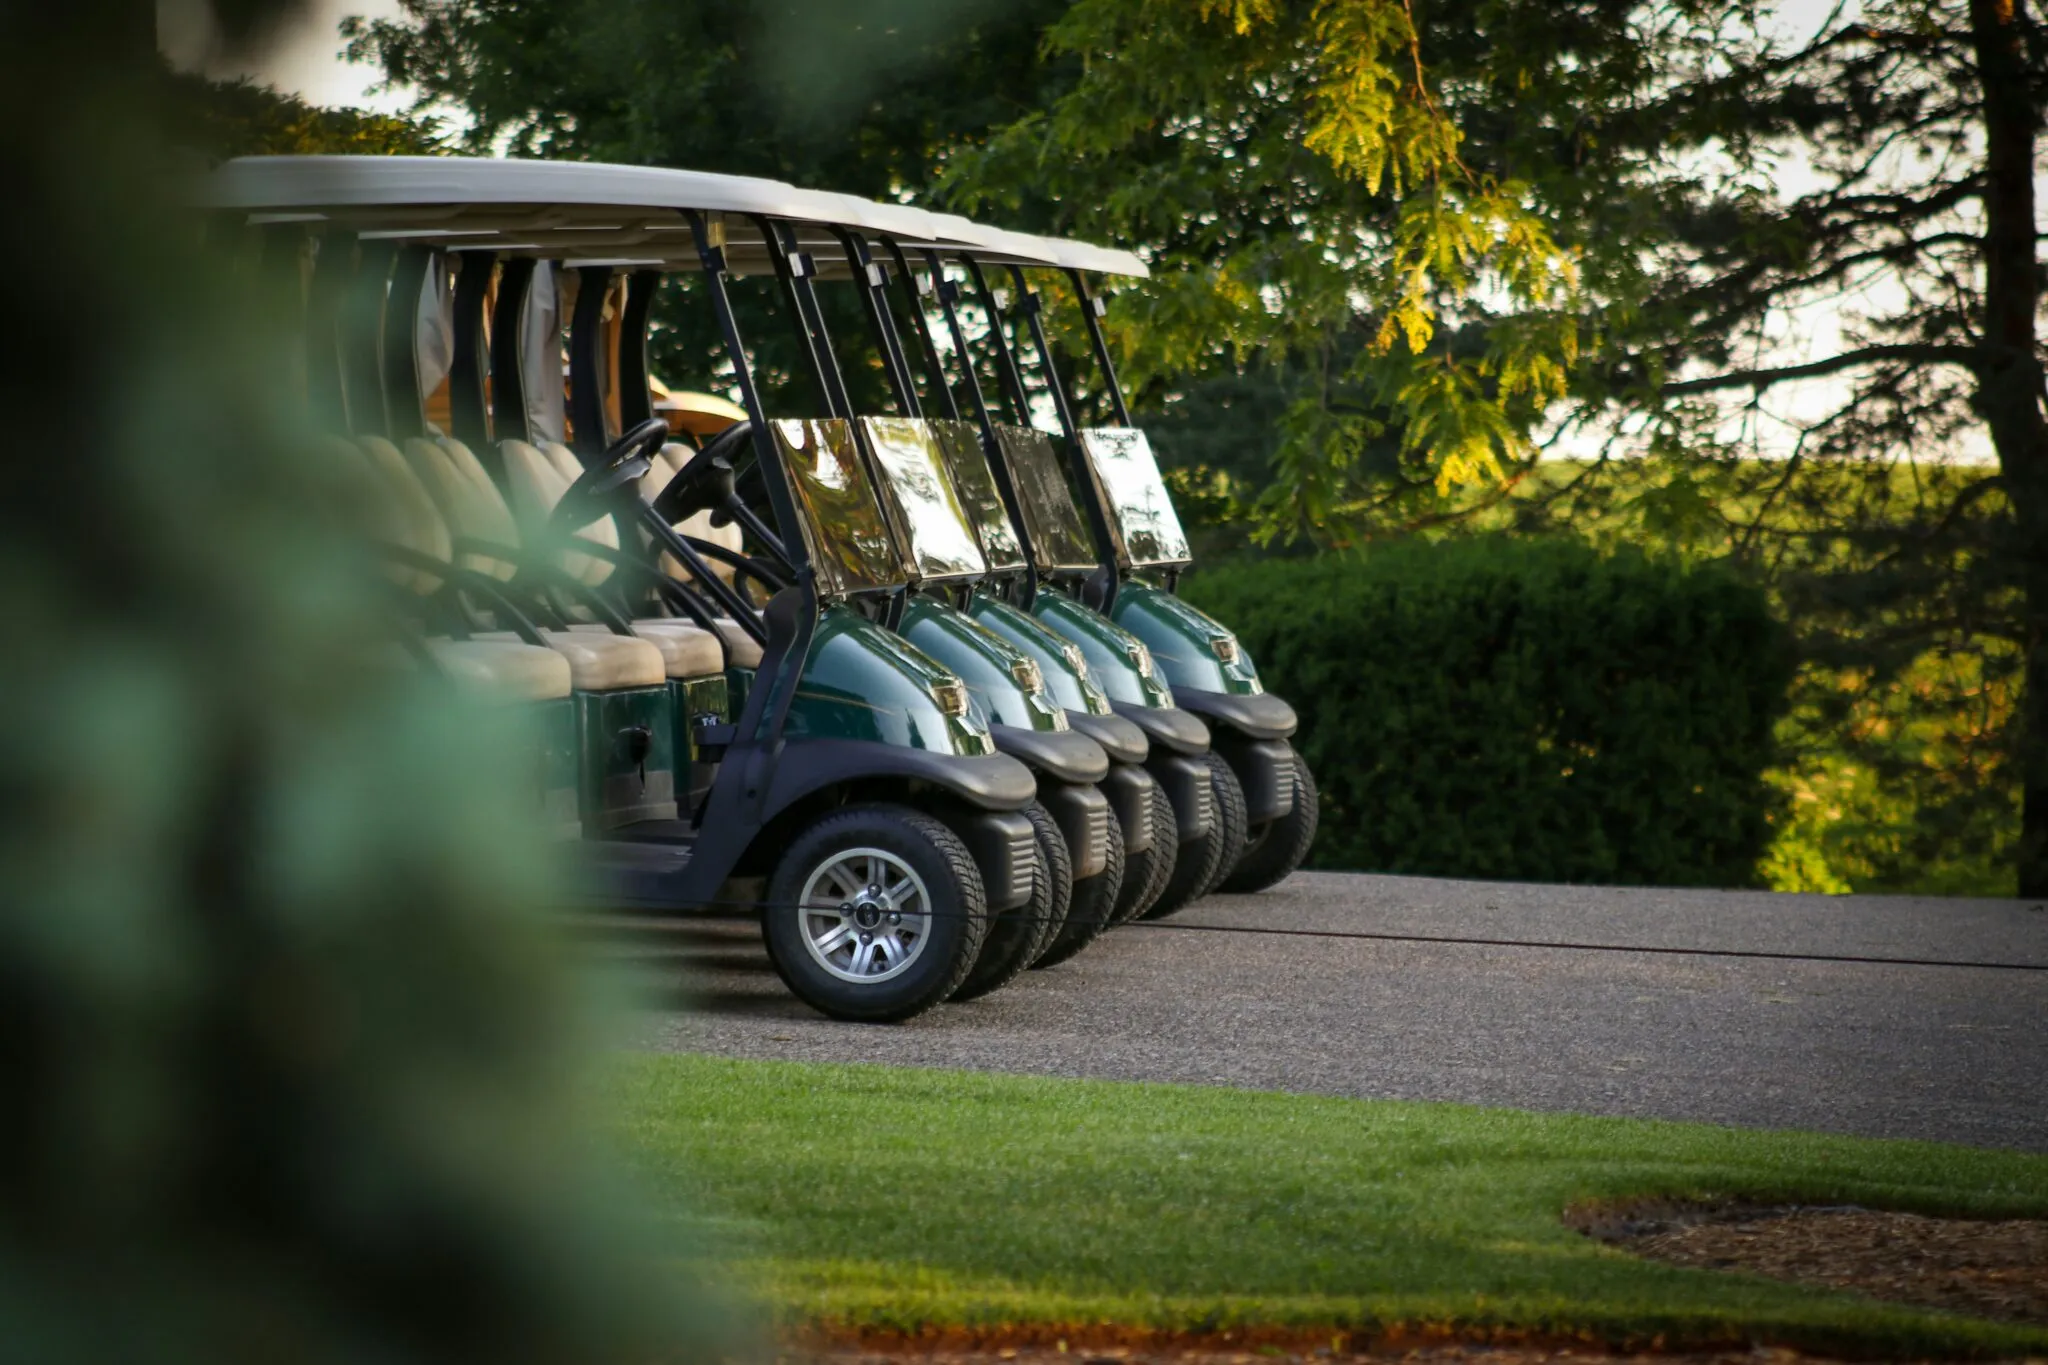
[1197,750,1249,898]
[761,803,986,1022]
[952,801,1068,1001]
[1219,747,1319,894]
[1030,808,1125,969]
[1112,778,1180,925]
[1143,751,1246,920]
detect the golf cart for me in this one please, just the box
[653,204,1172,966]
[205,155,1046,1022]
[873,235,1245,917]
[960,238,1321,898]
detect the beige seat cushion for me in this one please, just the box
[638,441,746,589]
[476,628,664,691]
[636,443,688,504]
[500,439,621,586]
[703,617,764,668]
[569,620,723,678]
[405,437,521,580]
[426,639,574,703]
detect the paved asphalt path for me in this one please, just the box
[632,871,2048,1152]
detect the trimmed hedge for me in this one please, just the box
[1182,539,1793,887]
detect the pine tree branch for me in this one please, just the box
[1663,344,1980,395]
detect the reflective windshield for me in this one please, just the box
[991,424,1097,574]
[772,418,906,596]
[859,417,987,583]
[930,420,1026,574]
[1077,428,1191,569]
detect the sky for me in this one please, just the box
[159,0,408,111]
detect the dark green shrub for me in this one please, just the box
[1183,539,1794,887]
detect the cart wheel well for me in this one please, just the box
[733,777,952,877]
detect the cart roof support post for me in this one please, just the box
[683,208,819,763]
[341,237,396,437]
[927,251,1039,606]
[618,269,661,430]
[448,251,496,457]
[1067,269,1133,428]
[305,231,354,434]
[568,263,614,462]
[752,216,849,420]
[832,227,920,417]
[964,259,1033,427]
[887,240,960,421]
[993,262,1119,603]
[488,256,536,446]
[381,246,434,442]
[765,220,908,626]
[1005,265,1081,443]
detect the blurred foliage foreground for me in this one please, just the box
[0,22,724,1365]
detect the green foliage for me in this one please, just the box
[1182,539,1793,886]
[943,0,1580,533]
[2,20,720,1363]
[620,1053,2048,1356]
[162,68,443,157]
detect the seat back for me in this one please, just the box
[499,438,621,586]
[403,436,521,580]
[355,435,454,594]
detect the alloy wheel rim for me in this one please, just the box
[797,847,931,984]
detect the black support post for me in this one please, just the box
[619,269,661,430]
[488,256,536,445]
[381,246,434,442]
[448,251,496,457]
[1068,269,1134,427]
[567,264,614,462]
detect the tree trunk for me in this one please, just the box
[1969,0,2048,896]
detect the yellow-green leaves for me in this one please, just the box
[944,0,1582,541]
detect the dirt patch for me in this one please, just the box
[1569,1201,2048,1326]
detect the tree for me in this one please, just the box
[950,0,2044,895]
[162,68,444,157]
[1539,0,2048,894]
[941,0,1581,536]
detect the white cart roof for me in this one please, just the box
[203,156,953,275]
[200,154,1148,279]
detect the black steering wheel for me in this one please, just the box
[546,418,672,533]
[651,419,753,525]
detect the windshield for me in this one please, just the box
[1077,428,1191,569]
[771,418,906,596]
[991,424,1098,575]
[930,420,1026,574]
[859,417,988,583]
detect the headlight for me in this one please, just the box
[1060,640,1090,678]
[1211,633,1240,664]
[930,679,970,717]
[1009,657,1044,694]
[1127,642,1155,677]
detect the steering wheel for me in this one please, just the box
[546,418,671,533]
[651,420,753,525]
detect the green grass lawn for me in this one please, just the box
[616,1054,2048,1357]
